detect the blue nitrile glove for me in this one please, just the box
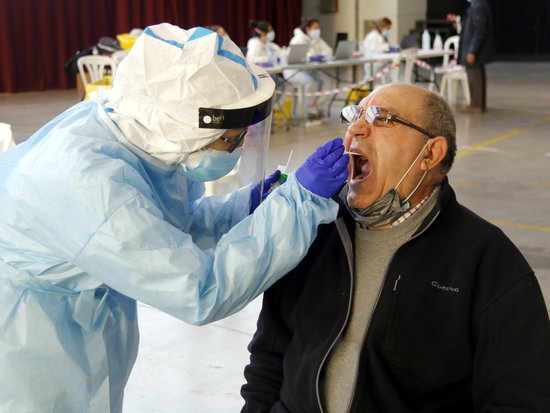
[250,170,282,213]
[309,54,325,62]
[295,137,349,198]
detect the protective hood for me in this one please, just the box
[106,23,275,166]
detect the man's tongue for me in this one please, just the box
[356,159,372,179]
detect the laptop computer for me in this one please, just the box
[286,44,309,64]
[331,40,356,60]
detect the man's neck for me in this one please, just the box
[369,185,438,231]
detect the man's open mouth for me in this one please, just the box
[350,151,372,181]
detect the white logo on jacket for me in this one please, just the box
[431,281,460,293]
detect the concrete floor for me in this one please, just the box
[1,61,549,412]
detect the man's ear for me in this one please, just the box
[421,136,448,171]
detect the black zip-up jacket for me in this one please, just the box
[241,179,550,412]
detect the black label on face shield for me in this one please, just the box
[198,99,272,129]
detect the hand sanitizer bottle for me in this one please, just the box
[422,29,431,51]
[433,32,443,51]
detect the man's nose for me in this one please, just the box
[347,117,372,139]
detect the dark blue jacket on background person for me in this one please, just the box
[458,0,496,66]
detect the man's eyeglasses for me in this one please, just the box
[220,128,247,153]
[340,105,436,139]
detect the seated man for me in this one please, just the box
[241,83,550,412]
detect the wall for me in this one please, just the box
[396,0,428,42]
[0,0,304,93]
[302,0,427,48]
[302,0,358,48]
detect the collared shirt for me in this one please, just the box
[391,187,438,227]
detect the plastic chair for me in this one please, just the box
[111,50,129,65]
[77,55,117,90]
[434,36,470,106]
[391,48,418,84]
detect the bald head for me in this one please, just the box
[370,84,456,174]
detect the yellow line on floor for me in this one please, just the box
[488,108,550,117]
[455,117,550,233]
[456,115,550,158]
[488,220,550,232]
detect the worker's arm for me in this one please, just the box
[73,173,337,325]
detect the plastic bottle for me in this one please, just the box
[422,29,431,51]
[433,32,443,51]
[267,47,275,67]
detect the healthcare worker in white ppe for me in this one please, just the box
[0,23,349,412]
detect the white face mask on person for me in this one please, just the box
[266,31,275,42]
[181,148,242,182]
[382,29,392,39]
[344,140,431,228]
[309,28,321,39]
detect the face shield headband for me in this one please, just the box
[198,95,273,130]
[185,94,274,188]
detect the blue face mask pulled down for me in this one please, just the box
[181,148,242,182]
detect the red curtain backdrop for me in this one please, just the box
[0,0,303,93]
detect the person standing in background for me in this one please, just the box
[458,0,495,113]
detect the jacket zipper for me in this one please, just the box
[393,275,402,291]
[343,210,440,413]
[315,218,355,413]
[313,210,441,413]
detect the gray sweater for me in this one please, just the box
[322,189,439,412]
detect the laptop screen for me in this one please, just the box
[287,44,309,64]
[333,40,356,60]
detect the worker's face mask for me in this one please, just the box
[266,31,275,42]
[310,29,321,39]
[382,29,392,39]
[181,148,242,182]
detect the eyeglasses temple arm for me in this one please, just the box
[390,115,436,139]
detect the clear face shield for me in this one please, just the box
[197,96,272,191]
[236,113,272,187]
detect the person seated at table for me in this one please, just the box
[246,20,282,67]
[362,17,394,84]
[285,18,335,120]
